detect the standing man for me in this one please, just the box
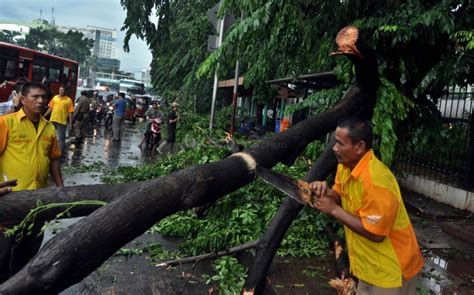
[157,102,179,154]
[0,81,64,282]
[112,92,126,141]
[72,90,91,144]
[308,117,423,294]
[44,85,74,155]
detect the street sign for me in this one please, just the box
[207,3,221,33]
[207,2,236,34]
[207,35,219,52]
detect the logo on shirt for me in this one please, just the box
[365,215,382,225]
[12,134,31,144]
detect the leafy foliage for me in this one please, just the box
[372,78,414,165]
[0,30,22,43]
[122,0,473,164]
[121,0,215,111]
[203,256,247,295]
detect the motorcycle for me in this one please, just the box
[104,102,114,131]
[95,102,105,125]
[145,118,161,151]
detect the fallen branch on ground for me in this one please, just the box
[156,240,259,268]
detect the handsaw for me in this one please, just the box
[256,166,314,206]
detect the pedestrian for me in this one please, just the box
[308,116,424,294]
[72,90,91,144]
[138,101,163,149]
[0,81,64,282]
[0,79,27,115]
[44,85,74,156]
[41,76,54,103]
[157,102,179,154]
[0,81,14,115]
[112,92,126,141]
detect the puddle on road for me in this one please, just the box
[421,248,474,294]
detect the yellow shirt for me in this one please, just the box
[48,95,74,125]
[332,149,423,288]
[0,109,61,191]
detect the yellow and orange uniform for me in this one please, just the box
[0,109,61,191]
[332,149,424,288]
[48,95,74,125]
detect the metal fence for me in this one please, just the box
[396,85,474,191]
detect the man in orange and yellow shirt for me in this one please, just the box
[309,117,423,294]
[44,85,74,155]
[0,81,64,282]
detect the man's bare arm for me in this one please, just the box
[50,158,64,188]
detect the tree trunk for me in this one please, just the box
[0,85,369,293]
[243,137,339,293]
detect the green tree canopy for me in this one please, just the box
[121,0,473,163]
[15,27,94,64]
[0,30,22,43]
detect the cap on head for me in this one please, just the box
[330,26,363,59]
[171,102,179,107]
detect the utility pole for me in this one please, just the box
[209,16,225,131]
[229,11,243,135]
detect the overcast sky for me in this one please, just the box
[0,0,152,72]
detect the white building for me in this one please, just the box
[0,19,44,41]
[140,69,152,87]
[56,24,118,60]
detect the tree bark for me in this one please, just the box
[0,82,369,293]
[0,183,134,225]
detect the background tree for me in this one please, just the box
[0,30,21,43]
[15,27,94,71]
[121,0,216,111]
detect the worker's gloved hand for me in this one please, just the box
[0,179,17,196]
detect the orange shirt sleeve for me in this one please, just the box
[67,98,74,113]
[358,185,399,236]
[0,117,9,155]
[49,134,62,159]
[48,97,55,109]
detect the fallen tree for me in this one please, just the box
[0,27,378,295]
[0,87,370,294]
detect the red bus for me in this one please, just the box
[0,41,78,102]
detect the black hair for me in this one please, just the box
[337,116,373,149]
[21,82,49,96]
[118,92,125,98]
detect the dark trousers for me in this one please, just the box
[0,223,44,283]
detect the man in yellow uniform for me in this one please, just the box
[0,81,64,282]
[309,117,423,294]
[44,85,74,156]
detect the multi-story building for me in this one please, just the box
[140,69,152,87]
